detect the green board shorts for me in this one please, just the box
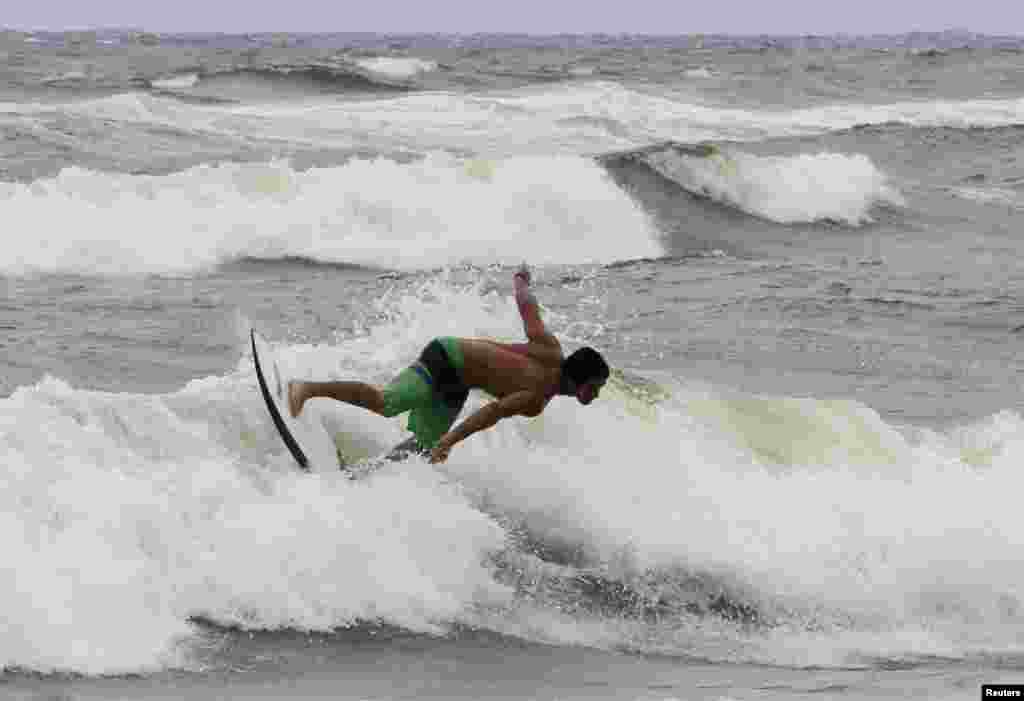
[381,337,468,450]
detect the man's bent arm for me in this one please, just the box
[443,391,541,448]
[444,403,502,448]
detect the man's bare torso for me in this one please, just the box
[458,338,562,405]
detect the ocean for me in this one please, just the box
[2,28,1024,700]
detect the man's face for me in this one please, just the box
[576,378,605,405]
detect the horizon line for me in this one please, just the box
[3,26,1023,39]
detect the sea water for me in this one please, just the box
[3,30,1024,700]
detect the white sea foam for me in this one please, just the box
[0,369,509,673]
[442,373,1024,665]
[2,278,1024,673]
[46,85,1024,165]
[567,66,596,77]
[435,82,1024,145]
[787,97,1024,131]
[354,57,438,79]
[151,73,200,90]
[643,147,904,225]
[950,185,1024,210]
[18,78,1024,150]
[0,154,662,275]
[41,71,87,85]
[684,67,715,79]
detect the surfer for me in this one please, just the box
[288,264,609,464]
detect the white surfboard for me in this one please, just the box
[251,329,336,471]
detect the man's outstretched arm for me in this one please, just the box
[514,263,559,347]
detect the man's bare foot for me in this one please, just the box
[288,381,306,417]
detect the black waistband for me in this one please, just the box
[419,339,468,407]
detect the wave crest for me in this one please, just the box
[0,154,662,276]
[604,142,904,226]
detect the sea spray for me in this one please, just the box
[641,147,904,225]
[0,154,661,276]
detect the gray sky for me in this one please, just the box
[5,0,1023,36]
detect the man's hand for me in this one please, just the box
[514,262,531,285]
[429,434,454,464]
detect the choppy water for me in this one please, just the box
[3,29,1024,699]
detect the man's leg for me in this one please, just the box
[289,381,386,417]
[290,362,435,420]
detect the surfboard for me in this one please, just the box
[252,328,430,472]
[251,329,310,470]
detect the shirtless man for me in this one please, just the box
[288,264,610,464]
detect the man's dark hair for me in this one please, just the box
[562,346,610,386]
